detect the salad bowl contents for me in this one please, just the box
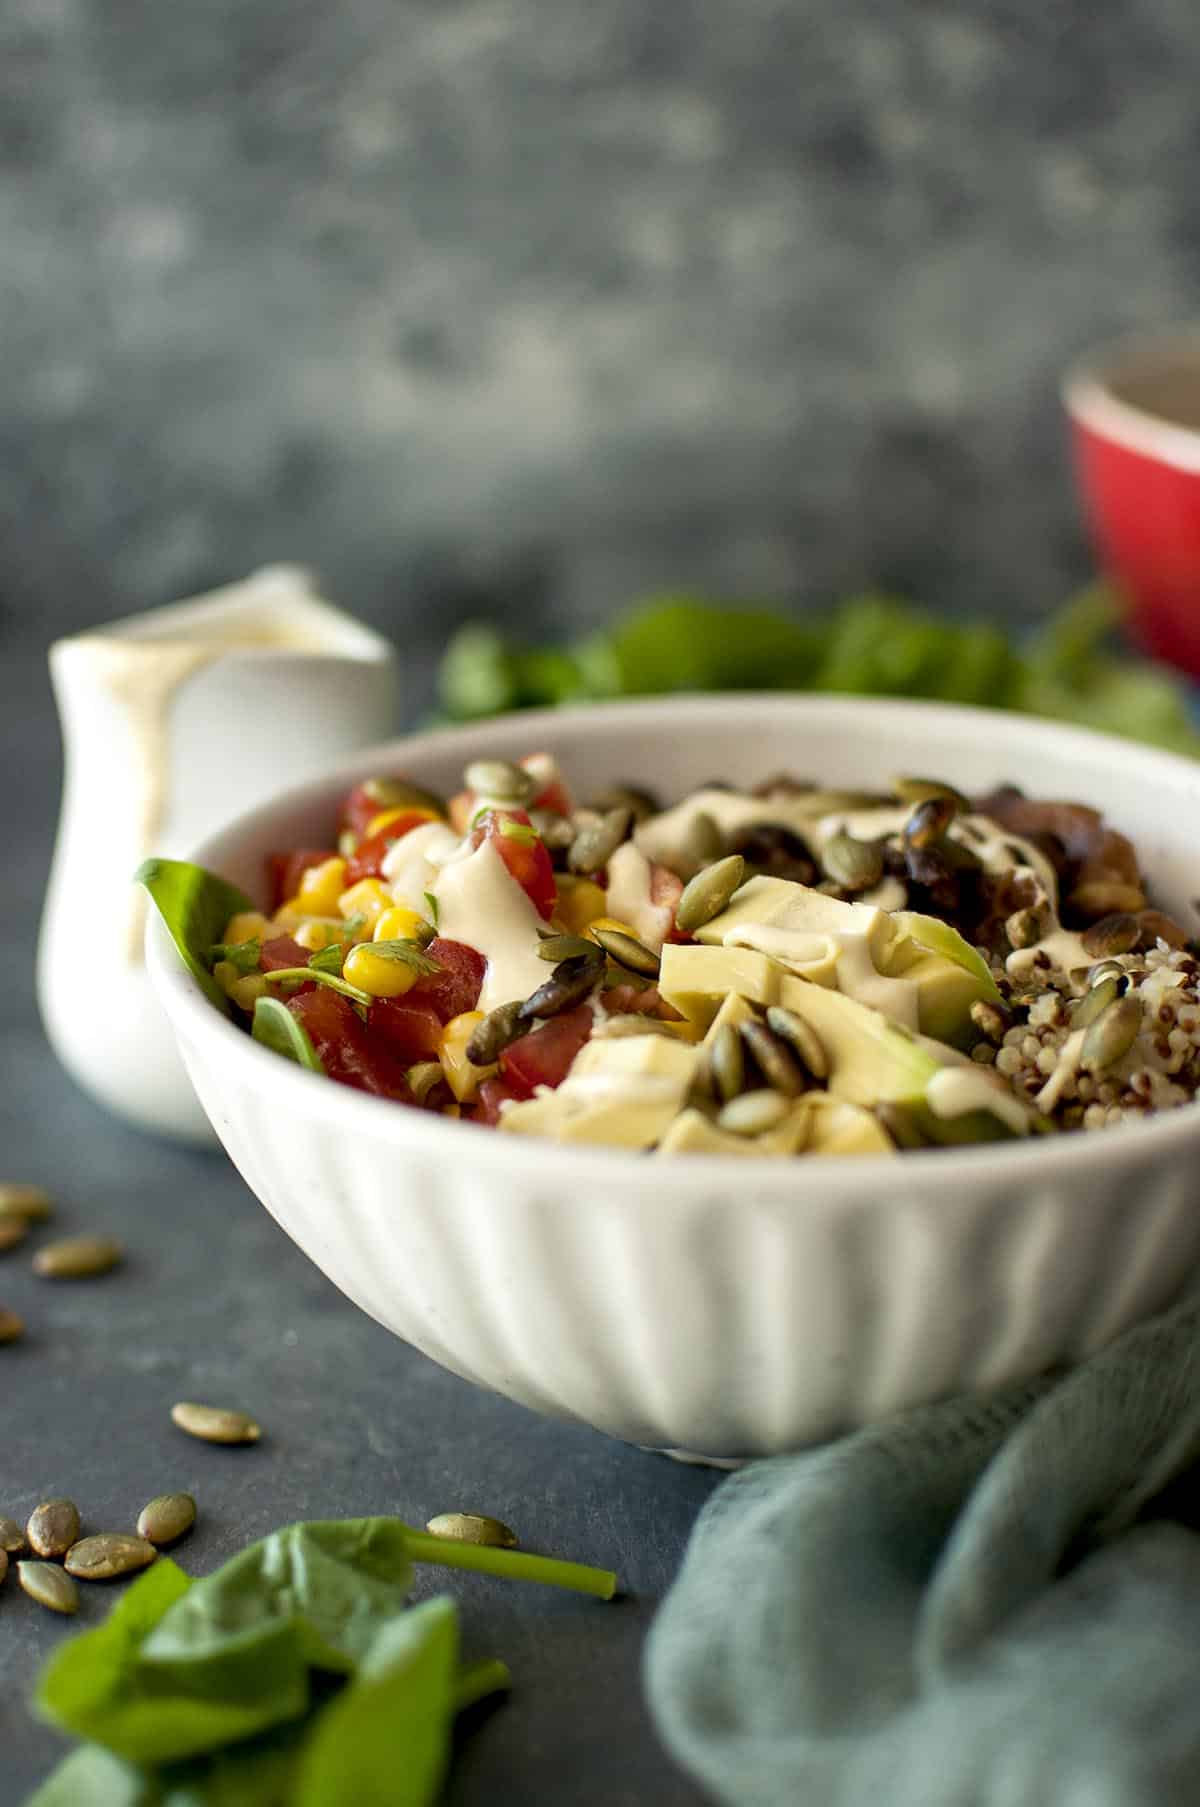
[144,697,1200,1459]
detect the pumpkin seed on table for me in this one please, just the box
[567,806,633,875]
[18,1561,78,1614]
[0,1183,53,1222]
[65,1534,157,1581]
[764,1007,829,1081]
[33,1234,123,1279]
[0,1546,7,1585]
[0,1308,25,1345]
[27,1499,81,1559]
[675,855,746,934]
[426,1512,518,1549]
[137,1492,197,1548]
[464,758,538,807]
[171,1402,262,1445]
[589,926,660,980]
[717,1089,792,1137]
[0,1219,29,1254]
[0,1516,25,1554]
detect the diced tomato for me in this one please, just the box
[405,938,486,1024]
[343,811,436,885]
[286,988,413,1101]
[469,809,557,920]
[259,934,313,972]
[500,1005,593,1100]
[473,1075,523,1126]
[266,850,337,912]
[368,996,444,1063]
[649,862,691,944]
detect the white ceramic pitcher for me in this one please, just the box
[38,565,400,1145]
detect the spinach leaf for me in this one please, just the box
[293,1599,458,1807]
[251,998,325,1072]
[136,860,254,1012]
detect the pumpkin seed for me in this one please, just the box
[171,1402,262,1445]
[1086,960,1128,989]
[969,998,1012,1044]
[738,1020,808,1097]
[65,1534,158,1581]
[464,758,538,807]
[1081,995,1144,1073]
[33,1234,123,1279]
[685,810,726,868]
[0,1516,25,1554]
[27,1499,81,1560]
[710,1023,745,1104]
[0,1308,25,1345]
[0,1219,28,1254]
[1005,908,1044,951]
[1081,913,1141,959]
[18,1561,78,1614]
[406,1061,446,1105]
[584,783,660,823]
[891,777,969,809]
[137,1493,198,1547]
[684,1049,718,1113]
[717,1089,792,1136]
[567,806,633,875]
[0,1547,7,1585]
[536,933,601,964]
[789,788,885,815]
[362,776,446,818]
[1068,878,1147,919]
[0,1183,53,1222]
[764,1007,830,1080]
[466,999,527,1065]
[528,809,575,851]
[1136,909,1188,950]
[590,927,660,980]
[519,954,602,1021]
[821,830,884,893]
[426,1511,518,1548]
[904,794,958,850]
[675,855,746,934]
[1071,975,1122,1029]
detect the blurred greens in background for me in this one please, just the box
[437,585,1200,759]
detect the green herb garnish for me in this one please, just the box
[423,892,440,931]
[364,940,441,975]
[262,968,373,1008]
[497,818,538,845]
[252,997,325,1072]
[307,942,349,976]
[29,1516,615,1806]
[209,937,263,975]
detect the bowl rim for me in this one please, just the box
[146,691,1200,1193]
[1063,324,1200,476]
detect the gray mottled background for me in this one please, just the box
[3,0,1198,708]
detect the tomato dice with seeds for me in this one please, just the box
[368,996,444,1063]
[473,1075,524,1125]
[405,938,486,1024]
[286,988,413,1101]
[266,850,337,912]
[259,934,313,973]
[343,811,436,885]
[469,809,557,920]
[500,1005,593,1100]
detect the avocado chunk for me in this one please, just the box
[498,1031,699,1148]
[656,1105,810,1158]
[658,944,785,1029]
[799,1094,895,1156]
[772,976,944,1107]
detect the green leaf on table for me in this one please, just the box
[294,1599,459,1807]
[251,997,325,1073]
[135,860,255,1012]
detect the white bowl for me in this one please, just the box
[147,696,1200,1461]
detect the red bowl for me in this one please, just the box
[1064,329,1200,678]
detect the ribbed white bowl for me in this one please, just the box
[148,697,1200,1460]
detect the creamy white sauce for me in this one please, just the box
[381,820,463,912]
[834,934,921,1030]
[634,789,819,869]
[720,918,920,1029]
[926,1066,1031,1135]
[1006,928,1094,993]
[429,838,549,1012]
[604,842,675,952]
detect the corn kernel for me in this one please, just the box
[291,857,348,918]
[585,916,640,944]
[364,804,441,838]
[439,1011,494,1102]
[230,973,270,1012]
[222,910,271,945]
[343,942,420,999]
[294,917,353,953]
[374,906,429,943]
[337,878,392,927]
[554,878,607,936]
[213,960,242,999]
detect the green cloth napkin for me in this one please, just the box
[645,1298,1200,1806]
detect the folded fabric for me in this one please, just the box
[644,1296,1200,1807]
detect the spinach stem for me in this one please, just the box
[454,1659,512,1712]
[405,1532,617,1600]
